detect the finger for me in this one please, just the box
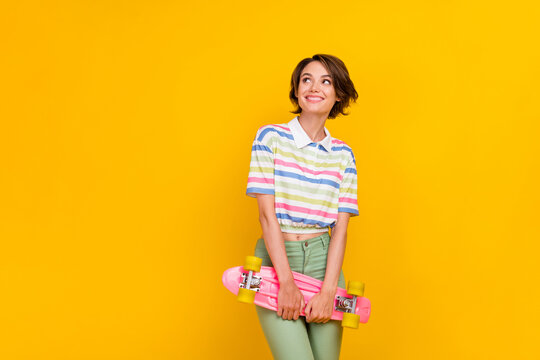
[289,306,296,320]
[305,304,312,322]
[287,308,293,320]
[277,305,282,317]
[287,307,294,320]
[294,301,302,320]
[284,305,291,319]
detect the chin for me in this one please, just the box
[301,109,329,117]
[300,103,325,112]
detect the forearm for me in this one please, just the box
[259,214,294,284]
[322,220,348,293]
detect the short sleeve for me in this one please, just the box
[246,127,275,198]
[338,153,359,216]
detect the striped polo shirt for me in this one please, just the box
[246,116,358,234]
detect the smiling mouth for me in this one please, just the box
[305,96,324,103]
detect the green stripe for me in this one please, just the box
[341,179,358,187]
[275,149,347,169]
[340,189,357,197]
[275,182,337,198]
[250,166,274,174]
[275,191,339,209]
[274,139,345,164]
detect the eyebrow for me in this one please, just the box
[301,72,332,78]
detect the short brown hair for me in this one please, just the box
[289,54,358,119]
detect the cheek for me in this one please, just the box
[328,86,336,96]
[327,89,337,101]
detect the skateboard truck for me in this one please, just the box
[239,272,262,292]
[236,256,264,304]
[335,295,357,314]
[335,281,365,328]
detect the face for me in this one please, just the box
[295,61,340,116]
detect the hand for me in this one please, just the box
[305,289,335,323]
[277,280,305,320]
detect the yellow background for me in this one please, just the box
[1,1,539,359]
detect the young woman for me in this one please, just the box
[246,54,359,360]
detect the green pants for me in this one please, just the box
[253,233,346,360]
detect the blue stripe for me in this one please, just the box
[276,212,333,228]
[331,146,353,154]
[252,143,273,153]
[331,145,355,164]
[338,207,359,215]
[345,167,357,175]
[317,144,329,152]
[258,127,294,142]
[274,170,339,189]
[246,187,275,195]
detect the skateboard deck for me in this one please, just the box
[222,264,371,324]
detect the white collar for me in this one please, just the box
[288,116,333,152]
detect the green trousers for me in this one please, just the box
[253,233,346,360]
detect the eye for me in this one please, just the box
[301,77,331,84]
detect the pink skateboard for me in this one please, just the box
[222,256,371,328]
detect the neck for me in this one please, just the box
[297,113,327,142]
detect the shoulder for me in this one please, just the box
[331,137,356,164]
[253,123,292,144]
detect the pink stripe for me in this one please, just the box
[339,197,357,204]
[274,158,343,180]
[273,124,290,131]
[248,177,274,185]
[275,202,338,220]
[332,139,345,144]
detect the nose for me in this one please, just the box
[309,81,321,92]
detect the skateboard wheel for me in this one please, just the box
[342,313,360,329]
[243,256,262,272]
[237,288,256,304]
[347,281,365,297]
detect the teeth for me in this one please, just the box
[307,96,323,100]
